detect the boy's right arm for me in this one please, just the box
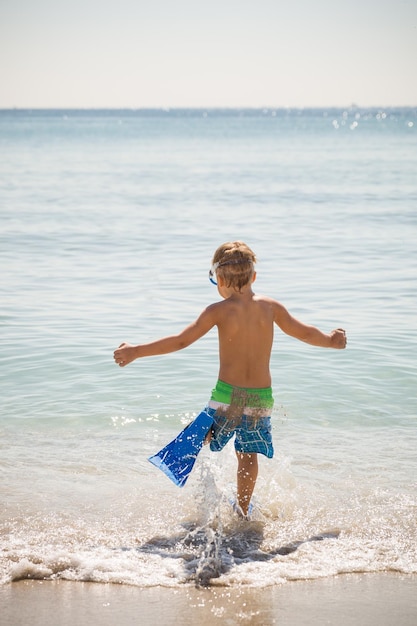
[273,301,347,349]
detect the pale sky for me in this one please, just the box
[1,0,416,108]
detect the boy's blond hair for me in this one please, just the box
[212,241,256,292]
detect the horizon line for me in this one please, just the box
[1,104,416,111]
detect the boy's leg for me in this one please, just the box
[236,452,258,516]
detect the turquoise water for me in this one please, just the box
[1,108,416,587]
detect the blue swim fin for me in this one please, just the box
[148,410,214,487]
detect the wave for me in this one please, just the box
[2,458,416,588]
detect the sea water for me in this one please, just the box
[1,108,416,587]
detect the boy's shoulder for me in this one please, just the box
[206,293,285,314]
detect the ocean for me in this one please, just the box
[1,107,416,588]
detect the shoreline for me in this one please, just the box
[1,573,416,626]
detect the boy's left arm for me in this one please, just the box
[114,305,217,367]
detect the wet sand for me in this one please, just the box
[1,573,416,626]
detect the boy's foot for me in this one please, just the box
[231,499,254,521]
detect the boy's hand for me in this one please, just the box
[113,342,137,367]
[330,328,347,349]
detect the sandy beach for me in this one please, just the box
[1,573,416,626]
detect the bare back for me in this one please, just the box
[211,293,275,388]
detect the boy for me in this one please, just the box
[113,241,346,517]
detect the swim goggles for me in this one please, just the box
[209,259,251,285]
[209,262,221,285]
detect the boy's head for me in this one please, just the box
[211,241,256,292]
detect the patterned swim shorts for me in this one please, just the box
[206,380,274,458]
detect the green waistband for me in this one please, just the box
[211,380,274,408]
